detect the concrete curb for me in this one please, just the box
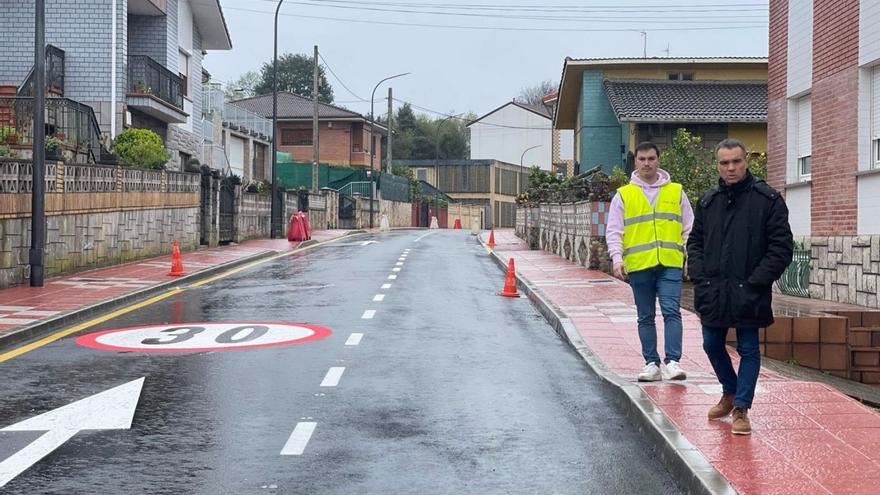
[0,230,368,352]
[481,240,736,495]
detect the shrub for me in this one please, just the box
[0,145,10,157]
[111,128,170,169]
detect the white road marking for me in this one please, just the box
[392,267,401,272]
[398,257,406,261]
[345,333,363,346]
[320,367,346,387]
[0,378,144,487]
[388,275,397,280]
[415,231,437,242]
[381,284,392,289]
[362,310,376,319]
[373,294,385,302]
[395,262,404,266]
[280,422,317,456]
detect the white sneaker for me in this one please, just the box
[665,360,687,380]
[638,362,662,382]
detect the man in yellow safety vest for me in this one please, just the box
[607,142,694,382]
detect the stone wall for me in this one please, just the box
[807,236,880,308]
[236,192,271,243]
[378,199,413,228]
[516,201,612,272]
[0,208,198,288]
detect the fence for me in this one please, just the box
[776,247,811,298]
[0,158,199,218]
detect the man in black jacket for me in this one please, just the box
[687,138,793,435]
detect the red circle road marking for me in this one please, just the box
[75,322,332,352]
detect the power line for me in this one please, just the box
[317,52,368,102]
[392,98,554,130]
[237,0,769,23]
[222,6,767,32]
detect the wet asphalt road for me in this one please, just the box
[0,230,682,494]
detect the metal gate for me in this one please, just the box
[219,176,235,244]
[199,170,213,245]
[339,193,356,229]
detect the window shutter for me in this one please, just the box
[872,66,880,139]
[797,96,811,158]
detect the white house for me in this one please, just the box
[467,101,556,171]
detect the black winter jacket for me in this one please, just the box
[686,173,793,328]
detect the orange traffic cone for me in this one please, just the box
[498,258,519,297]
[487,229,496,248]
[453,218,462,229]
[168,240,185,276]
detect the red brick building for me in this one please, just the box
[769,0,880,307]
[231,92,383,167]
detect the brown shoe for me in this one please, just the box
[707,394,735,420]
[731,407,751,435]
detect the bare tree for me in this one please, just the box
[515,80,558,105]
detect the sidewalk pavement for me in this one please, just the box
[0,230,361,349]
[484,230,880,495]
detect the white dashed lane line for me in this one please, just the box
[361,310,376,319]
[388,275,397,280]
[280,422,317,456]
[345,333,363,346]
[381,284,391,289]
[373,294,385,302]
[320,367,346,387]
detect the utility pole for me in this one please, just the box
[640,30,647,58]
[311,45,319,192]
[30,0,46,287]
[270,0,285,239]
[386,87,393,173]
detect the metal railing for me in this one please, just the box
[202,83,273,141]
[775,247,811,298]
[128,55,184,110]
[18,44,65,97]
[338,181,374,197]
[0,96,108,163]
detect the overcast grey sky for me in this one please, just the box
[206,0,770,119]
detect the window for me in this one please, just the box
[795,95,812,180]
[281,129,313,146]
[873,66,880,169]
[667,72,694,81]
[179,50,189,98]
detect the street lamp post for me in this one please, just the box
[433,113,462,163]
[369,72,409,228]
[269,0,285,239]
[519,144,542,198]
[30,0,46,287]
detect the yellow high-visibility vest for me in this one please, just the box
[618,182,685,272]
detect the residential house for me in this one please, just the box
[0,0,231,169]
[554,57,768,174]
[201,82,272,180]
[395,159,528,228]
[540,92,575,177]
[467,100,554,171]
[768,0,880,308]
[229,92,383,168]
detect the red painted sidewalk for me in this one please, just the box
[485,230,880,495]
[0,230,357,338]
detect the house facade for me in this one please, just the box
[0,0,231,169]
[467,101,555,171]
[201,83,272,180]
[395,159,528,228]
[230,92,383,168]
[768,0,880,307]
[554,57,768,174]
[540,92,576,177]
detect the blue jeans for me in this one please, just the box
[628,266,683,365]
[702,326,760,409]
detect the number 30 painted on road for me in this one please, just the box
[76,322,331,352]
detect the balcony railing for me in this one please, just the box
[0,96,109,164]
[128,56,184,110]
[18,44,66,97]
[202,83,273,141]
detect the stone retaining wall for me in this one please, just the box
[516,201,612,272]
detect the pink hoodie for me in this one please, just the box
[606,168,694,265]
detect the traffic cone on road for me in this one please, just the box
[453,218,462,229]
[168,240,184,276]
[487,229,496,248]
[498,258,519,297]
